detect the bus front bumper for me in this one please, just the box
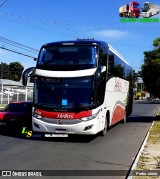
[142,13,148,17]
[32,117,97,135]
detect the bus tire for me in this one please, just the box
[99,112,109,136]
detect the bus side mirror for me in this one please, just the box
[95,69,101,81]
[95,66,106,85]
[22,67,35,86]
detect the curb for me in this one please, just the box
[127,121,154,178]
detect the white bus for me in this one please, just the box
[22,39,133,136]
[142,2,160,18]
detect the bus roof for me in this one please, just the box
[42,39,107,47]
[41,39,132,68]
[108,44,130,66]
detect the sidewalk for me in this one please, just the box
[128,109,160,179]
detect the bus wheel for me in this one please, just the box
[99,113,109,136]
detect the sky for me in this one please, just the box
[0,0,160,72]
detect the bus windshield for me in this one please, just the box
[142,4,149,12]
[38,45,97,65]
[34,76,95,111]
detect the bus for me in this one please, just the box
[22,39,133,136]
[142,2,160,18]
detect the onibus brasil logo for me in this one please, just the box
[119,1,160,22]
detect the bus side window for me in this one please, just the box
[99,47,108,66]
[108,54,125,78]
[114,54,125,78]
[108,55,114,76]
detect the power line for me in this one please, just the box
[35,0,85,36]
[27,1,85,37]
[23,0,79,38]
[0,36,38,52]
[0,39,38,54]
[1,12,160,30]
[0,16,75,38]
[0,0,8,8]
[0,36,39,54]
[0,46,36,58]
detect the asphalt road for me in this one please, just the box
[0,100,159,179]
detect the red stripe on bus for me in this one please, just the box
[34,108,92,119]
[111,105,125,125]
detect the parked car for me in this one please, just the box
[0,101,32,130]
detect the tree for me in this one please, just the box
[9,62,24,81]
[141,37,160,97]
[0,62,10,79]
[153,37,160,49]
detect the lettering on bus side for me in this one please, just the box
[57,114,74,119]
[114,78,122,92]
[35,109,42,115]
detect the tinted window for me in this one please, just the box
[38,46,97,65]
[108,50,132,79]
[99,45,108,66]
[34,76,95,111]
[3,103,32,112]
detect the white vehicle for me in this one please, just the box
[142,2,160,17]
[22,39,133,136]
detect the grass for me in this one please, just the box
[153,156,160,169]
[136,152,150,170]
[133,121,160,179]
[147,121,160,144]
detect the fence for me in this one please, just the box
[0,79,33,105]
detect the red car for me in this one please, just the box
[0,101,32,129]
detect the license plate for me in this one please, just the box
[44,134,68,137]
[55,128,67,132]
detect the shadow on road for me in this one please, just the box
[127,116,155,123]
[134,100,160,104]
[0,113,159,143]
[0,126,97,143]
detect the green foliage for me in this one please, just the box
[0,62,24,81]
[141,37,160,97]
[153,37,160,48]
[0,63,10,79]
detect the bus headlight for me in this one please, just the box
[81,110,100,121]
[33,113,43,119]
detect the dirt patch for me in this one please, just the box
[137,144,160,170]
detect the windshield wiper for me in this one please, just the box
[80,104,95,110]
